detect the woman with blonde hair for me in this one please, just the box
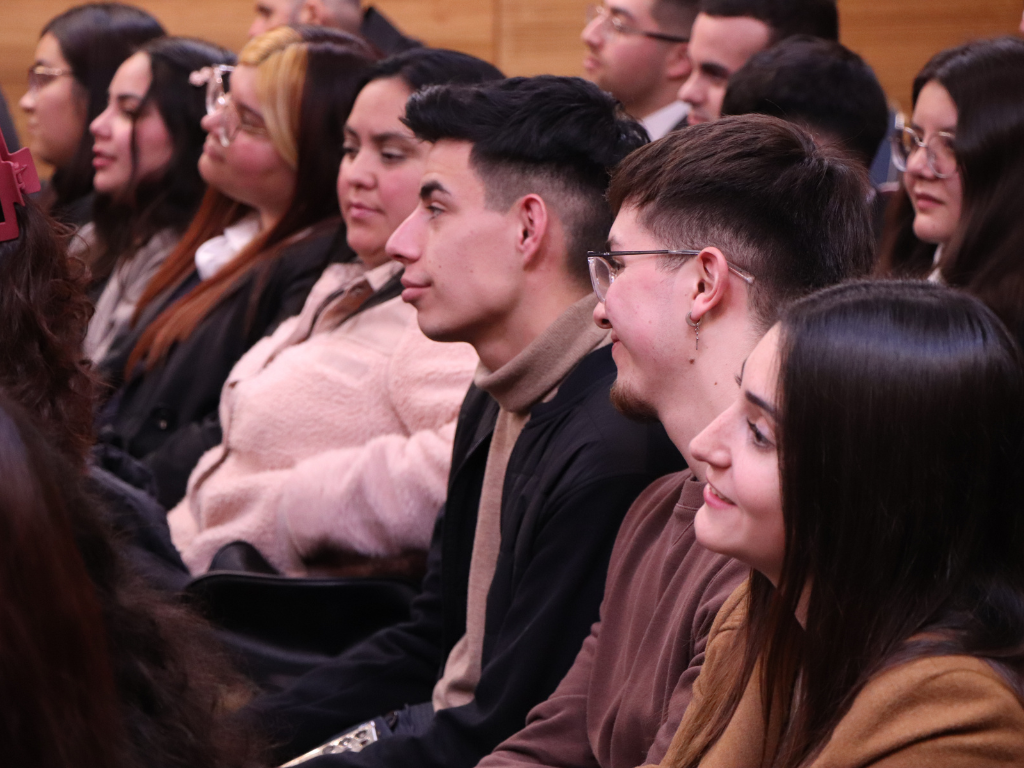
[97,26,376,505]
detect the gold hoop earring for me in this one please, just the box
[686,311,701,351]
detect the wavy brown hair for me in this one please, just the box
[127,26,375,372]
[0,393,262,767]
[0,200,95,468]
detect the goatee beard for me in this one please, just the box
[610,380,660,423]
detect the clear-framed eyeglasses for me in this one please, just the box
[27,64,72,94]
[190,64,269,147]
[190,64,234,116]
[587,249,755,303]
[890,113,957,179]
[585,4,689,43]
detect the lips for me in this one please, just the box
[400,275,430,304]
[92,150,114,169]
[703,481,736,510]
[911,190,944,209]
[344,201,380,221]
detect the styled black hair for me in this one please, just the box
[698,0,838,42]
[363,47,504,92]
[41,3,166,223]
[403,75,648,284]
[608,114,873,330]
[88,37,236,289]
[721,36,888,167]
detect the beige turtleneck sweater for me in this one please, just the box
[432,294,609,710]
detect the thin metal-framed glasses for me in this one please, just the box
[587,249,755,303]
[27,64,72,94]
[190,64,269,147]
[890,113,957,179]
[585,5,689,43]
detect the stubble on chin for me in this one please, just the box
[610,379,660,423]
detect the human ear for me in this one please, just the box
[515,193,550,267]
[665,42,692,81]
[298,0,325,25]
[689,247,731,323]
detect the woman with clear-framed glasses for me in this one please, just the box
[94,26,377,509]
[878,37,1024,345]
[18,3,165,227]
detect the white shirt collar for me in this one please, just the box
[640,101,690,141]
[194,213,262,280]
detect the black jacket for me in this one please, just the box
[98,224,349,507]
[250,345,684,767]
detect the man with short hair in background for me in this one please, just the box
[581,0,697,139]
[678,0,838,125]
[248,0,419,54]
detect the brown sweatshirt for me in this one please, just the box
[479,470,747,768]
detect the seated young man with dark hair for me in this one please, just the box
[246,76,683,768]
[678,0,839,125]
[477,115,875,768]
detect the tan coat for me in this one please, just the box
[653,581,1024,768]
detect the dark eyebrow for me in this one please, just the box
[372,131,417,144]
[420,179,449,200]
[699,61,731,80]
[745,389,777,419]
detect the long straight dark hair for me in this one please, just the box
[673,280,1024,768]
[40,3,165,221]
[87,37,236,288]
[127,26,375,372]
[877,37,1024,331]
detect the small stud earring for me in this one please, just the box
[686,311,701,351]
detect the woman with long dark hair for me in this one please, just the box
[96,26,376,503]
[19,2,165,226]
[656,280,1024,767]
[877,37,1024,342]
[84,37,236,369]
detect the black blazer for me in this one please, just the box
[249,345,685,768]
[98,223,351,506]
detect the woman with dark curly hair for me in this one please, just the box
[0,196,95,469]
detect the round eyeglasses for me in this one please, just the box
[27,64,72,94]
[585,5,689,44]
[190,64,269,147]
[890,113,957,179]
[587,249,755,303]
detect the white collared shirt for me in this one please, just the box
[640,100,690,141]
[194,213,262,280]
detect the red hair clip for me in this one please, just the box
[0,128,41,243]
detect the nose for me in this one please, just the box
[593,295,611,329]
[248,17,265,40]
[677,70,702,106]
[19,89,35,113]
[689,405,732,471]
[904,141,933,178]
[340,147,374,190]
[90,105,112,138]
[581,14,604,48]
[386,207,424,265]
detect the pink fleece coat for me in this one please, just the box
[167,261,478,576]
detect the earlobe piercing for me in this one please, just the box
[686,311,701,351]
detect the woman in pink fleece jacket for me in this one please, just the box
[168,50,504,577]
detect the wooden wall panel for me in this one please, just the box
[1,0,1021,164]
[839,0,1021,111]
